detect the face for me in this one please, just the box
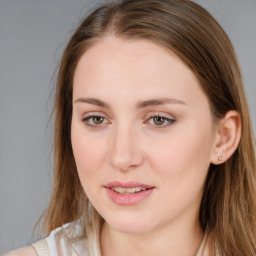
[71,37,216,235]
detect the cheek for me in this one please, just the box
[147,121,213,183]
[145,124,213,215]
[71,123,107,185]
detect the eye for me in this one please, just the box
[82,115,109,127]
[146,114,175,128]
[152,116,167,125]
[91,116,104,124]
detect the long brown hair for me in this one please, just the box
[39,1,256,255]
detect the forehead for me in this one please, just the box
[73,36,208,109]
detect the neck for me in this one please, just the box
[100,214,204,256]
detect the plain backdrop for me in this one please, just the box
[0,0,255,254]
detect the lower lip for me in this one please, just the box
[105,187,154,206]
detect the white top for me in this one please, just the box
[36,223,207,256]
[45,223,88,256]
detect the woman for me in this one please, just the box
[6,0,256,255]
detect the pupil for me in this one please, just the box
[154,117,164,125]
[94,117,103,124]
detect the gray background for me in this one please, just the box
[0,0,255,254]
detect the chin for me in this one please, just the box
[104,213,156,235]
[111,223,153,235]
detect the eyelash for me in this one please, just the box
[82,115,109,128]
[145,115,176,128]
[81,114,176,129]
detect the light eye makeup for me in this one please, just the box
[81,113,110,128]
[81,112,176,129]
[144,114,176,128]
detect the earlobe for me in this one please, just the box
[210,110,241,165]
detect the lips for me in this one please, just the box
[104,181,155,206]
[106,181,154,189]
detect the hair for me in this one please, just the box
[38,0,256,255]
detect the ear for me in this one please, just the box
[210,110,241,165]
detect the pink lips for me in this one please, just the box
[105,181,155,206]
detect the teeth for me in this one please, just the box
[112,187,147,194]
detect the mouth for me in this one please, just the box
[110,187,149,194]
[104,181,155,206]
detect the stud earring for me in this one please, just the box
[218,156,222,161]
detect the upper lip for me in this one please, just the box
[105,181,155,189]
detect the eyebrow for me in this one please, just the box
[73,98,111,108]
[136,98,187,108]
[73,97,187,108]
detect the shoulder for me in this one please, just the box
[3,222,87,256]
[3,246,38,256]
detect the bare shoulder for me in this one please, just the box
[3,246,38,256]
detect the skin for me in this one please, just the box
[71,37,218,256]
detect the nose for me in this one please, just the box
[108,126,144,172]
